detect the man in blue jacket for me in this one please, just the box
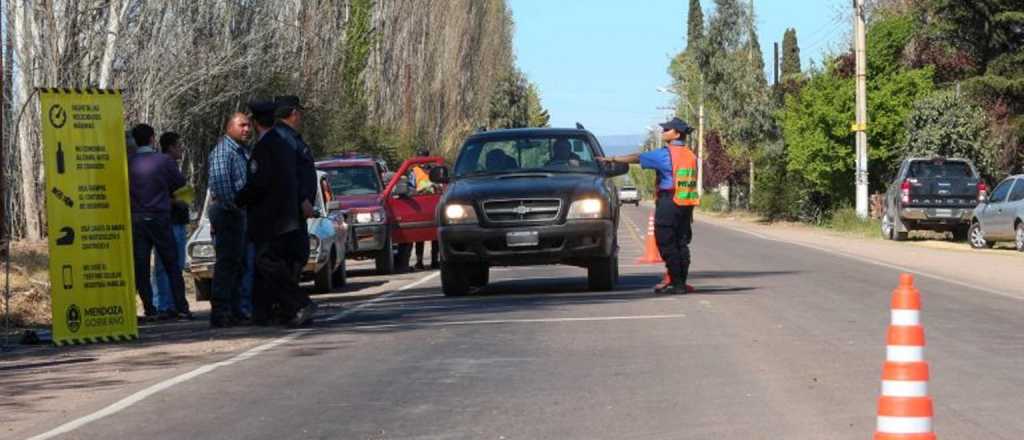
[128,123,191,320]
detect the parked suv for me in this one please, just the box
[430,127,630,296]
[317,155,445,274]
[969,174,1024,251]
[881,157,986,241]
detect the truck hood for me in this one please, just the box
[446,173,606,203]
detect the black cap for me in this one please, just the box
[274,95,305,111]
[659,117,693,135]
[248,100,277,119]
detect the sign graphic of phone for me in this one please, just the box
[62,264,73,291]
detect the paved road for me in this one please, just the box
[31,206,1024,439]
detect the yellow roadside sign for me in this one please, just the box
[38,88,138,345]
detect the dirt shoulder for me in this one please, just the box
[0,262,425,439]
[696,212,1023,300]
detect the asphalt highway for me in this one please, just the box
[35,206,1024,440]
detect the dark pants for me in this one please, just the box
[132,214,189,316]
[252,229,312,323]
[209,202,246,319]
[415,241,438,265]
[654,194,694,286]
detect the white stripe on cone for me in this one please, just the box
[876,416,933,434]
[891,309,921,326]
[886,345,924,362]
[881,380,929,397]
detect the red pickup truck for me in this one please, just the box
[316,156,445,274]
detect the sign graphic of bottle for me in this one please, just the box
[57,142,66,174]
[62,264,73,290]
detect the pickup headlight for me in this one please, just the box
[352,209,385,224]
[568,198,606,219]
[188,242,215,259]
[444,203,478,225]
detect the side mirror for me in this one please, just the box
[326,200,343,212]
[603,161,629,177]
[429,166,450,184]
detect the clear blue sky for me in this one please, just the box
[508,0,847,137]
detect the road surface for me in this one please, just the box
[23,205,1024,439]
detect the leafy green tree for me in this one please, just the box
[781,28,801,77]
[901,90,997,178]
[687,0,704,51]
[333,0,376,154]
[488,69,530,129]
[526,83,551,128]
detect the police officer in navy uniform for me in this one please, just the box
[601,117,699,295]
[273,95,317,274]
[236,101,317,326]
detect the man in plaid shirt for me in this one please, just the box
[207,112,253,327]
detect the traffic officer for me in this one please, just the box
[601,117,699,295]
[273,95,317,279]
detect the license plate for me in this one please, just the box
[934,209,953,218]
[507,231,539,247]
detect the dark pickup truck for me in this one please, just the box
[881,157,988,241]
[429,127,630,296]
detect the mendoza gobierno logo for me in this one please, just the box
[66,304,81,333]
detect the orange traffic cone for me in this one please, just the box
[874,274,936,440]
[637,213,663,264]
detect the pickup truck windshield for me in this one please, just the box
[324,166,381,196]
[908,161,974,179]
[455,136,599,177]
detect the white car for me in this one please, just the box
[618,185,640,206]
[185,170,349,298]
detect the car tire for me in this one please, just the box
[332,248,347,288]
[968,222,994,249]
[1016,222,1024,252]
[952,225,969,242]
[441,260,471,296]
[314,254,334,294]
[587,253,619,292]
[468,263,489,288]
[375,235,394,275]
[882,213,909,241]
[194,278,212,302]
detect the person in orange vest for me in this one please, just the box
[601,117,698,295]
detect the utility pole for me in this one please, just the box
[853,0,869,219]
[747,0,755,206]
[773,42,779,86]
[697,101,705,197]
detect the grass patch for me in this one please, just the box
[1,241,52,329]
[824,208,881,239]
[698,191,729,213]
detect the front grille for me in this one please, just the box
[483,199,561,223]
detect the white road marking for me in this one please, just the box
[349,313,688,330]
[28,271,440,440]
[701,219,1018,300]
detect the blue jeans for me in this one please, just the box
[132,214,189,316]
[152,223,188,313]
[209,202,247,318]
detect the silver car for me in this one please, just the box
[186,170,349,298]
[969,174,1024,251]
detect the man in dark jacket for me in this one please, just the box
[236,102,316,327]
[274,95,317,274]
[128,124,191,319]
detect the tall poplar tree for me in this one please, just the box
[781,28,801,77]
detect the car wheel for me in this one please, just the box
[968,222,994,249]
[881,213,907,241]
[314,254,334,294]
[375,235,394,275]
[1016,222,1024,252]
[587,253,619,292]
[440,260,470,296]
[194,278,212,302]
[332,248,347,288]
[952,225,969,242]
[468,263,489,288]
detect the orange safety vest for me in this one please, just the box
[669,145,699,206]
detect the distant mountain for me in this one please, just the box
[597,134,646,156]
